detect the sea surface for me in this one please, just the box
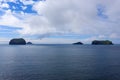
[0,44,120,80]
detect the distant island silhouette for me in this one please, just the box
[9,38,26,45]
[73,40,113,45]
[73,42,83,45]
[27,42,33,45]
[9,38,113,45]
[92,40,113,45]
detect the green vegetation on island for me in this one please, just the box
[92,40,113,45]
[9,38,26,45]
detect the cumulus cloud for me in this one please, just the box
[20,0,36,5]
[109,33,119,39]
[0,10,26,28]
[22,0,120,37]
[0,3,9,8]
[0,0,120,43]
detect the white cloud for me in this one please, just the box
[0,0,16,3]
[0,0,120,43]
[109,33,119,39]
[0,10,25,27]
[28,0,120,36]
[21,6,27,10]
[97,35,106,39]
[0,3,9,8]
[20,0,35,5]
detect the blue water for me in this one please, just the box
[0,44,120,80]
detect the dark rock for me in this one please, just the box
[27,42,32,45]
[92,40,113,45]
[73,42,83,45]
[9,38,26,45]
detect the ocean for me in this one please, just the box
[0,44,120,80]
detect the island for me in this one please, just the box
[92,40,113,45]
[9,38,26,45]
[73,42,83,45]
[27,42,32,45]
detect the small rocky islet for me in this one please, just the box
[73,42,83,45]
[27,42,33,45]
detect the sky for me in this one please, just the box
[0,0,120,44]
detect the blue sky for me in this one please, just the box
[0,0,120,44]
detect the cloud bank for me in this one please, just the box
[0,0,120,43]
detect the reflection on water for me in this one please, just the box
[0,45,120,80]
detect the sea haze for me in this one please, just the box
[0,44,120,80]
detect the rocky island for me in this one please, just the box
[27,42,32,45]
[92,40,113,45]
[9,38,26,45]
[73,42,83,45]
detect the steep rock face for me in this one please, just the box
[9,38,26,45]
[92,40,113,45]
[73,42,83,45]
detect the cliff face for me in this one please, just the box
[9,38,26,45]
[92,40,113,45]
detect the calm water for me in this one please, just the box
[0,44,120,80]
